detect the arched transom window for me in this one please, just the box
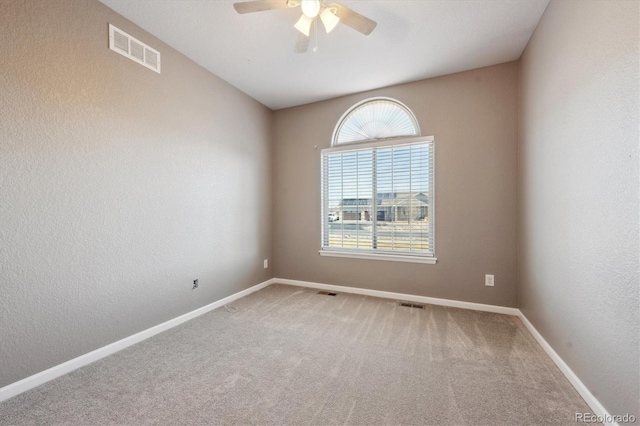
[333,97,420,146]
[322,98,436,264]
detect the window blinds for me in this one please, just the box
[335,99,419,145]
[321,138,434,257]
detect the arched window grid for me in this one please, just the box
[332,97,421,147]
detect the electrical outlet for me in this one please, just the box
[485,274,494,287]
[264,259,268,269]
[192,279,199,290]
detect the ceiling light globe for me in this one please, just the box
[301,0,320,18]
[294,14,313,37]
[320,7,340,33]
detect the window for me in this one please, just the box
[333,97,419,145]
[321,98,435,264]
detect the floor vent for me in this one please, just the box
[108,24,161,73]
[318,291,337,296]
[399,302,425,309]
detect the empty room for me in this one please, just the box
[1,0,638,424]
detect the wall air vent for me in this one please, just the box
[108,24,161,74]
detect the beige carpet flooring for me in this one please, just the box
[0,284,594,425]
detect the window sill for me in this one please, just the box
[319,250,437,264]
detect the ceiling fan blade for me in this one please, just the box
[233,0,290,14]
[294,31,310,53]
[330,3,377,35]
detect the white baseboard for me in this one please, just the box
[0,278,275,403]
[273,278,520,316]
[277,278,615,424]
[1,275,615,426]
[517,311,616,426]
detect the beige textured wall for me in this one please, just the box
[519,0,639,417]
[273,62,519,307]
[0,0,273,387]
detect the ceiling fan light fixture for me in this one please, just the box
[300,0,321,18]
[320,7,340,33]
[294,14,313,37]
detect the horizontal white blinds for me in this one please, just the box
[321,139,434,256]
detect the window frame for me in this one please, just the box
[320,135,436,264]
[331,97,421,147]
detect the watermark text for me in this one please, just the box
[576,412,636,423]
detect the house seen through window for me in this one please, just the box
[321,98,436,263]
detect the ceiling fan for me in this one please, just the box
[233,0,377,53]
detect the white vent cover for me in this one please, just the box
[108,24,161,74]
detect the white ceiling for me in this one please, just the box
[99,0,549,110]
